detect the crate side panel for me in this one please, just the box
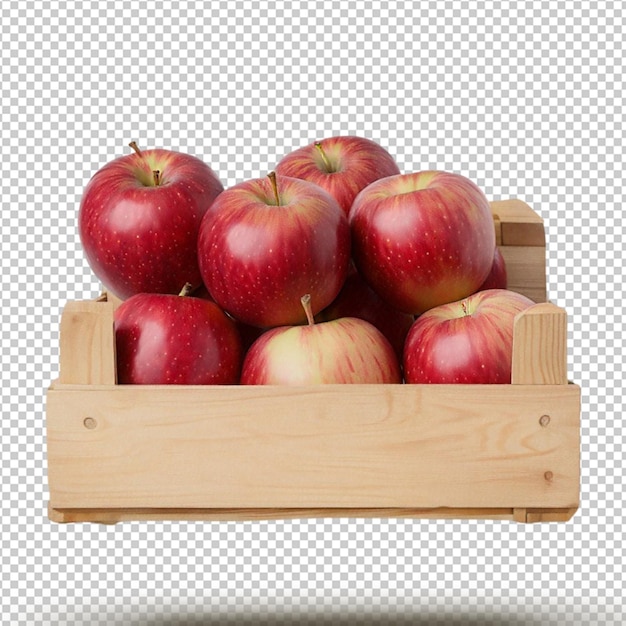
[47,384,580,511]
[490,199,545,247]
[500,245,547,303]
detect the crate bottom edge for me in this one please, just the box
[48,504,578,524]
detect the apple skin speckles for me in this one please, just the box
[241,316,401,385]
[79,147,224,300]
[349,170,496,315]
[114,292,243,385]
[197,174,351,329]
[275,136,401,215]
[403,289,534,384]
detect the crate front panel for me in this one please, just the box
[47,383,580,511]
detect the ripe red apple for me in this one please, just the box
[316,264,414,360]
[79,142,224,300]
[197,172,351,328]
[191,283,264,352]
[403,289,534,384]
[241,295,402,384]
[476,246,507,292]
[274,135,401,215]
[114,285,242,384]
[349,170,496,315]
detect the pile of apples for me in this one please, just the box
[78,136,534,386]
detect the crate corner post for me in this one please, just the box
[58,297,117,385]
[511,301,580,523]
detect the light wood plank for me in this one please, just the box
[491,212,502,246]
[499,245,547,303]
[490,199,545,246]
[490,198,543,225]
[525,507,578,523]
[59,300,117,385]
[47,383,580,511]
[48,505,577,524]
[512,303,568,385]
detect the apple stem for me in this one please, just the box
[461,300,469,316]
[130,141,161,187]
[267,171,280,206]
[178,282,194,297]
[301,294,315,326]
[314,141,333,172]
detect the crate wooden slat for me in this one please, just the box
[47,382,579,510]
[511,303,568,385]
[46,199,581,524]
[490,198,546,247]
[58,299,116,385]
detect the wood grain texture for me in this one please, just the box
[499,245,547,303]
[47,383,580,511]
[59,300,117,385]
[512,303,568,385]
[490,199,545,246]
[48,505,578,524]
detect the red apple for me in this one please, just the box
[197,172,351,328]
[192,283,264,352]
[403,289,534,384]
[349,171,496,315]
[241,295,402,384]
[476,246,507,291]
[79,142,224,300]
[316,264,414,360]
[275,135,401,215]
[114,285,242,384]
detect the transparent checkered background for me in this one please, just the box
[1,1,623,624]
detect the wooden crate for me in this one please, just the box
[46,199,580,524]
